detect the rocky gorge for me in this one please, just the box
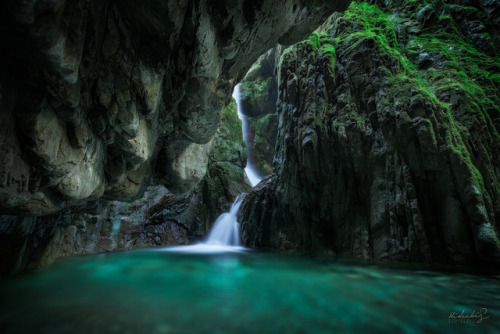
[239,0,500,267]
[1,0,499,275]
[0,0,351,274]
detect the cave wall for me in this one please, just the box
[239,0,500,267]
[0,99,250,275]
[0,0,353,273]
[240,47,282,175]
[0,0,351,216]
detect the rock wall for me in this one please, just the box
[240,47,282,175]
[239,0,500,267]
[0,186,165,275]
[0,0,352,273]
[0,100,250,275]
[0,0,351,216]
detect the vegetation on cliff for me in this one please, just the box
[240,48,282,176]
[0,100,250,274]
[199,99,250,227]
[240,0,500,266]
[332,0,500,226]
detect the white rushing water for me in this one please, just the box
[232,84,263,187]
[163,85,263,254]
[205,194,244,246]
[163,195,246,253]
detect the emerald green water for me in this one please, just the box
[0,249,498,334]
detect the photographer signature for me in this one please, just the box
[449,308,490,324]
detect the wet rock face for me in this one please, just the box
[240,48,281,119]
[0,186,186,275]
[240,47,282,175]
[239,0,500,266]
[0,0,351,216]
[0,100,250,275]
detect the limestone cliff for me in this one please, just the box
[239,0,500,267]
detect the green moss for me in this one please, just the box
[220,99,243,143]
[246,113,278,176]
[333,2,401,53]
[406,30,500,139]
[248,53,266,74]
[247,113,277,143]
[210,99,246,164]
[313,0,499,201]
[422,118,438,146]
[277,1,499,202]
[300,30,337,74]
[277,46,295,71]
[332,1,499,139]
[308,31,321,50]
[446,4,479,12]
[383,70,450,111]
[446,111,486,193]
[241,77,273,101]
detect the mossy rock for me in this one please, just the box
[248,113,279,175]
[209,99,247,169]
[240,48,281,118]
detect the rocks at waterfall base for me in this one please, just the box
[239,0,500,267]
[0,100,249,274]
[0,186,169,274]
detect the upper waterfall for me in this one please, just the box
[233,84,263,187]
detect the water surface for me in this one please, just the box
[0,249,498,333]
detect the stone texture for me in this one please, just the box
[0,186,172,275]
[0,0,351,216]
[0,100,250,275]
[240,48,281,118]
[240,47,282,175]
[239,0,500,267]
[0,0,352,273]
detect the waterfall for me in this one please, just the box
[205,194,244,246]
[163,195,246,253]
[163,85,262,254]
[232,84,263,187]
